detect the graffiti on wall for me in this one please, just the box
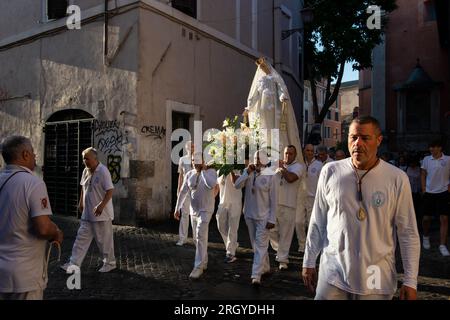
[107,155,122,184]
[97,131,128,154]
[140,125,166,139]
[93,120,120,137]
[93,119,128,184]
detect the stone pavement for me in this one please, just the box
[44,215,450,300]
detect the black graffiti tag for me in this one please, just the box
[93,120,120,137]
[107,155,122,184]
[97,130,127,154]
[141,125,166,139]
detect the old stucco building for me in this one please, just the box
[0,0,304,225]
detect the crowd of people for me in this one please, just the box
[0,116,448,300]
[173,116,445,300]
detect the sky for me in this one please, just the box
[342,61,359,83]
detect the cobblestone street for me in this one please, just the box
[45,215,450,300]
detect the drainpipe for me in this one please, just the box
[104,0,108,65]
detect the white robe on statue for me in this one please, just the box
[246,61,306,249]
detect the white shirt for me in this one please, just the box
[80,163,114,222]
[305,158,323,197]
[303,159,420,295]
[278,161,304,208]
[0,165,53,292]
[218,172,242,206]
[178,154,192,176]
[421,154,450,193]
[322,156,334,165]
[176,168,218,214]
[234,168,278,224]
[406,166,421,194]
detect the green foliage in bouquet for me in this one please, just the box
[204,115,252,178]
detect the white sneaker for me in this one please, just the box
[279,262,288,270]
[439,245,450,257]
[99,263,117,273]
[176,241,184,246]
[251,278,261,286]
[60,262,77,272]
[189,268,203,279]
[423,236,431,250]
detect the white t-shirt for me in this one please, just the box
[406,166,421,194]
[178,154,192,176]
[303,159,420,295]
[176,168,218,214]
[421,154,450,193]
[0,165,53,293]
[80,163,114,222]
[218,171,242,206]
[305,158,323,197]
[235,168,278,224]
[278,161,304,208]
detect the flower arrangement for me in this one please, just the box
[205,114,262,177]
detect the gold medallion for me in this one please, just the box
[357,207,366,221]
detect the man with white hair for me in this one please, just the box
[234,150,277,286]
[174,152,218,279]
[0,136,63,300]
[61,147,116,273]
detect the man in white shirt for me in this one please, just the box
[174,152,218,279]
[296,144,322,253]
[216,171,242,263]
[0,136,63,300]
[317,145,334,165]
[234,150,277,286]
[270,146,304,270]
[61,147,116,273]
[302,116,420,300]
[335,149,346,161]
[421,140,450,256]
[176,141,195,246]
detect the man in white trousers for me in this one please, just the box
[234,150,277,286]
[216,170,242,263]
[176,141,195,246]
[302,116,420,300]
[174,152,218,279]
[296,144,322,253]
[61,147,116,273]
[270,145,304,270]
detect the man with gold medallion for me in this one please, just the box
[302,116,420,300]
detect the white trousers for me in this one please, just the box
[178,197,192,243]
[191,211,213,270]
[0,289,43,300]
[269,205,296,263]
[295,196,314,251]
[70,220,116,267]
[315,280,393,300]
[245,218,270,281]
[216,203,242,256]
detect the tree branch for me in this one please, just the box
[316,61,345,124]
